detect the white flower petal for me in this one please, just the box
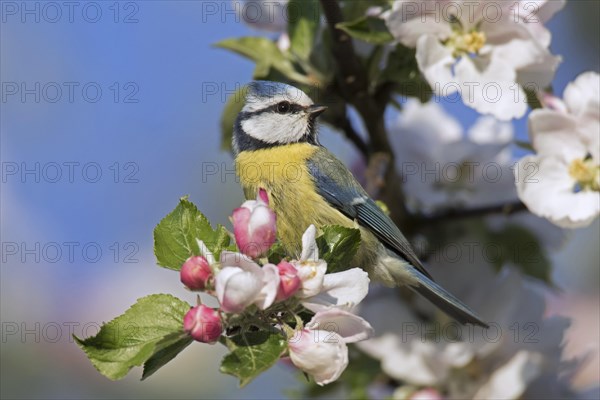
[220,250,262,272]
[455,56,527,120]
[196,239,216,265]
[294,260,327,298]
[383,0,452,47]
[468,115,513,145]
[528,109,587,159]
[308,309,374,343]
[415,35,457,96]
[215,266,262,313]
[300,225,319,261]
[515,155,600,228]
[288,330,348,386]
[473,351,543,400]
[253,263,279,310]
[564,71,600,118]
[301,268,370,313]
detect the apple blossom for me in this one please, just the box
[288,309,374,386]
[516,72,600,228]
[359,258,575,399]
[382,0,564,120]
[180,255,213,291]
[389,99,516,214]
[289,225,370,311]
[183,305,222,343]
[232,188,277,258]
[291,225,327,298]
[215,251,279,313]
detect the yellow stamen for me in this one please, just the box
[448,30,487,55]
[569,158,600,191]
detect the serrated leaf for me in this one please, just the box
[74,294,191,380]
[215,37,312,85]
[316,225,361,273]
[287,0,320,61]
[220,330,287,387]
[336,16,393,45]
[221,88,246,151]
[142,331,193,380]
[154,198,232,270]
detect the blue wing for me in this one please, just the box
[307,150,433,280]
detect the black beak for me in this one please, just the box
[307,104,328,117]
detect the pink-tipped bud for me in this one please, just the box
[183,305,222,343]
[232,188,277,259]
[410,389,445,400]
[276,261,301,301]
[180,256,212,291]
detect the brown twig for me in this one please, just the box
[319,0,409,224]
[339,117,369,159]
[419,201,528,223]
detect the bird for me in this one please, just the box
[232,80,488,328]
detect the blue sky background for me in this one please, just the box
[1,1,599,398]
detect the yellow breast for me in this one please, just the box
[235,143,352,258]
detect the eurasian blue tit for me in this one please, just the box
[233,81,488,327]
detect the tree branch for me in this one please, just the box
[319,0,409,224]
[339,117,369,159]
[419,201,528,223]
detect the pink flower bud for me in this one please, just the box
[232,188,277,258]
[180,256,212,291]
[183,305,222,343]
[276,261,301,301]
[410,389,445,400]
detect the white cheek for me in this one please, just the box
[242,114,308,144]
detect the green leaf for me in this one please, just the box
[266,241,287,264]
[338,0,389,22]
[336,16,393,45]
[380,45,432,102]
[215,37,312,85]
[220,88,246,151]
[488,224,552,283]
[220,330,287,387]
[316,225,361,273]
[154,197,232,270]
[287,0,320,61]
[74,294,191,380]
[142,332,193,380]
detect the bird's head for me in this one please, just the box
[232,81,327,154]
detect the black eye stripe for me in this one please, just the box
[241,103,306,118]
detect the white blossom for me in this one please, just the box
[383,0,564,120]
[358,260,576,399]
[516,72,600,228]
[288,309,374,386]
[215,251,279,313]
[291,225,370,311]
[390,99,516,213]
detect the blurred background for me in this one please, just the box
[1,1,598,398]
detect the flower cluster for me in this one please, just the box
[180,189,374,385]
[381,0,565,120]
[516,72,600,228]
[359,261,576,399]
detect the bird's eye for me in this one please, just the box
[276,101,291,114]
